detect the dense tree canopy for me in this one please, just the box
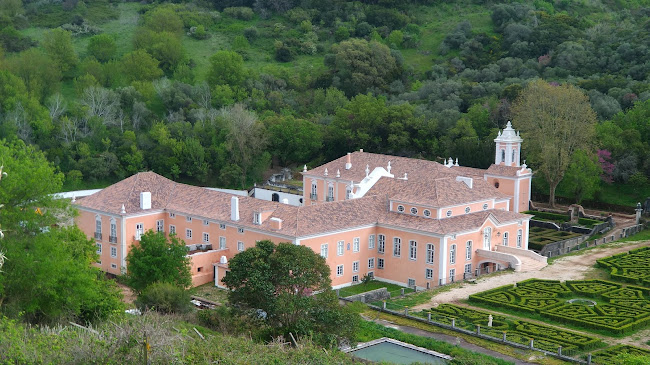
[512,80,597,206]
[223,240,358,346]
[125,230,192,293]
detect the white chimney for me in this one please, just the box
[220,255,228,264]
[231,196,240,221]
[140,192,151,210]
[345,153,352,170]
[282,198,289,204]
[270,217,283,230]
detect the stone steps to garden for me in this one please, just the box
[517,256,548,272]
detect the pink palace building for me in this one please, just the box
[74,121,546,289]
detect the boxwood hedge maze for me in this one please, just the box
[468,279,650,335]
[590,344,650,364]
[597,246,650,286]
[423,304,603,356]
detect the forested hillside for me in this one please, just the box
[0,0,648,204]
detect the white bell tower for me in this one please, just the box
[494,121,523,167]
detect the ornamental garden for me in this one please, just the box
[363,246,650,363]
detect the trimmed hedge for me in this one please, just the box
[590,344,650,364]
[469,279,650,336]
[425,304,602,355]
[597,247,650,286]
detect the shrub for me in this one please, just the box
[243,26,258,41]
[136,282,191,314]
[223,7,254,20]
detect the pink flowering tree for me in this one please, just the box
[598,149,614,183]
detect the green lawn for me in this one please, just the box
[338,280,413,297]
[190,283,229,304]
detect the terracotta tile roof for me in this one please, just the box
[449,165,487,177]
[74,172,177,215]
[486,164,532,177]
[303,151,451,182]
[76,171,529,240]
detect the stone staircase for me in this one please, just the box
[517,255,548,272]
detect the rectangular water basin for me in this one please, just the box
[346,337,452,364]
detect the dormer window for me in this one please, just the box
[465,207,470,214]
[253,213,261,225]
[397,205,405,213]
[446,210,452,217]
[423,209,431,217]
[410,207,418,215]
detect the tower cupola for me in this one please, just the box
[494,121,523,166]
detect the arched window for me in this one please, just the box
[517,229,523,248]
[271,193,280,202]
[501,149,505,162]
[483,227,492,250]
[503,232,509,246]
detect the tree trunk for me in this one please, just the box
[549,181,559,207]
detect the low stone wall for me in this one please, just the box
[342,287,390,303]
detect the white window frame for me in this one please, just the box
[410,207,418,215]
[378,258,384,269]
[450,268,456,282]
[465,206,470,214]
[424,209,431,217]
[378,234,385,253]
[110,219,116,240]
[238,227,244,234]
[203,219,209,226]
[393,237,401,257]
[337,240,344,256]
[446,210,452,217]
[409,240,417,260]
[408,278,416,287]
[110,246,117,258]
[368,234,375,249]
[237,241,244,252]
[465,263,472,273]
[517,229,522,248]
[483,227,491,250]
[425,268,433,279]
[96,242,102,254]
[203,232,210,243]
[353,237,360,252]
[397,205,405,212]
[169,225,176,235]
[352,275,359,283]
[450,244,456,264]
[320,243,328,258]
[426,243,435,264]
[186,216,192,222]
[503,232,509,246]
[368,258,375,269]
[253,212,261,225]
[135,223,144,241]
[327,184,334,200]
[186,229,192,239]
[336,264,344,276]
[219,236,226,250]
[466,241,472,261]
[156,219,164,233]
[95,215,102,235]
[352,261,359,272]
[169,212,175,218]
[111,263,117,269]
[220,223,226,230]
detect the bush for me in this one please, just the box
[243,26,258,41]
[223,7,254,20]
[136,282,191,314]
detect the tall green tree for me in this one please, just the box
[87,34,117,63]
[125,230,191,293]
[121,49,164,82]
[558,150,601,204]
[42,29,78,76]
[207,50,246,88]
[0,140,123,324]
[511,79,597,206]
[265,115,322,166]
[223,241,359,346]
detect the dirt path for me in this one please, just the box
[414,239,649,310]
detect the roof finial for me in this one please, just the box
[303,164,307,172]
[336,169,340,178]
[387,161,391,174]
[121,204,126,214]
[365,164,370,177]
[324,168,328,176]
[454,158,459,166]
[403,173,408,180]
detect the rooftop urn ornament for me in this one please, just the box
[454,158,459,167]
[365,164,370,177]
[324,168,328,176]
[121,204,126,214]
[336,169,340,178]
[448,157,453,166]
[303,164,307,173]
[387,161,391,174]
